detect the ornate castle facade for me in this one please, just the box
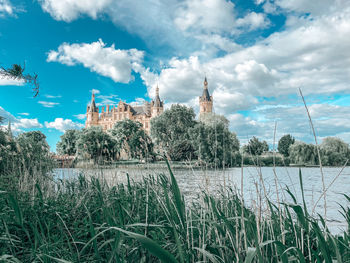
[85,78,213,132]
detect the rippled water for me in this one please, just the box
[54,166,350,234]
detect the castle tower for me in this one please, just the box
[199,77,213,118]
[151,85,164,118]
[86,93,99,128]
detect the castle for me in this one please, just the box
[85,78,213,132]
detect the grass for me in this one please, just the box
[0,164,350,262]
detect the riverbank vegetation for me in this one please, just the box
[1,161,350,262]
[1,114,350,261]
[54,104,350,167]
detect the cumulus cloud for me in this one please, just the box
[236,12,270,31]
[174,0,235,34]
[47,39,144,83]
[0,77,24,86]
[39,0,111,22]
[45,118,84,132]
[0,106,43,132]
[0,0,14,17]
[38,101,59,108]
[13,119,43,129]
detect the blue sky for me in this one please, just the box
[1,0,350,152]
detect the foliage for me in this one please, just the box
[320,137,350,166]
[0,63,39,97]
[1,168,350,262]
[15,131,52,173]
[289,141,318,165]
[199,112,229,128]
[109,119,154,160]
[243,136,269,156]
[56,129,80,156]
[150,104,197,161]
[278,134,295,157]
[0,130,53,192]
[242,154,289,166]
[76,126,116,164]
[190,115,240,167]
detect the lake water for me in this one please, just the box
[54,165,350,234]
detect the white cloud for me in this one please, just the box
[91,89,100,94]
[174,0,235,34]
[0,0,13,17]
[0,106,16,122]
[38,101,59,108]
[47,39,144,83]
[18,112,29,116]
[96,94,120,106]
[236,12,270,31]
[0,77,24,86]
[74,114,86,120]
[0,106,42,131]
[39,0,111,22]
[45,118,84,132]
[13,118,43,129]
[44,94,61,98]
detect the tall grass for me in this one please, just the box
[1,164,350,262]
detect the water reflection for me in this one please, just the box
[54,166,350,234]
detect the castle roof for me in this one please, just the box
[151,85,163,107]
[89,93,98,112]
[200,77,212,101]
[132,104,151,116]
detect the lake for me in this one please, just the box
[54,165,350,234]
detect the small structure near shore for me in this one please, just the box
[52,155,75,168]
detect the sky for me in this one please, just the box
[1,0,350,152]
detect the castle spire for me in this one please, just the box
[152,85,163,108]
[156,85,159,97]
[89,91,98,112]
[201,77,211,101]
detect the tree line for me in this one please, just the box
[55,104,350,167]
[0,128,53,191]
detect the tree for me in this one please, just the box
[289,141,318,165]
[56,129,80,156]
[190,115,240,167]
[150,104,197,161]
[0,63,39,96]
[109,119,154,160]
[320,137,350,166]
[243,136,269,156]
[76,126,116,164]
[278,134,295,157]
[16,131,53,174]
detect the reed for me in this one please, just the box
[0,163,350,262]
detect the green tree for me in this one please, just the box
[0,63,39,96]
[150,104,197,161]
[16,131,53,174]
[289,141,318,165]
[109,119,154,160]
[243,136,269,156]
[190,115,240,167]
[320,137,350,166]
[77,126,116,164]
[56,129,80,156]
[278,134,295,157]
